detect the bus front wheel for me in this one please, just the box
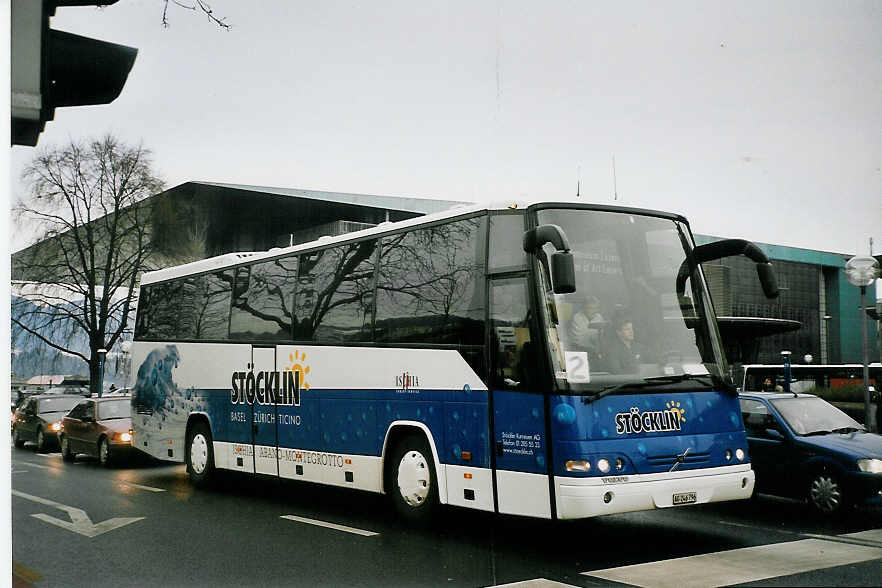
[186,422,215,488]
[387,434,438,522]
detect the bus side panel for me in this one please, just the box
[130,342,251,463]
[492,389,551,517]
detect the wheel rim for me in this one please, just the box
[810,474,842,513]
[61,436,68,455]
[100,440,109,463]
[396,449,431,507]
[13,428,20,444]
[190,433,208,474]
[37,429,44,447]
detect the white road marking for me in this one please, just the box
[13,460,52,470]
[280,514,379,537]
[12,489,144,538]
[486,579,581,587]
[118,481,166,493]
[583,532,882,588]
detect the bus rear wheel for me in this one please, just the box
[387,434,438,523]
[186,422,215,488]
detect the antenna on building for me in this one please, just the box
[576,165,581,198]
[612,154,618,201]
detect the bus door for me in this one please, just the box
[252,345,279,476]
[489,276,552,518]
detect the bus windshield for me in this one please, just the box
[535,208,729,394]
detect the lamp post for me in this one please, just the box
[97,348,108,398]
[845,255,880,433]
[780,350,791,394]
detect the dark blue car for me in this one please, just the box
[739,392,882,515]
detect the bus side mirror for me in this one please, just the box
[676,238,779,299]
[523,225,576,294]
[550,252,575,294]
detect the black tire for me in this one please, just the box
[385,433,439,523]
[808,471,846,516]
[186,421,215,488]
[60,434,75,462]
[12,426,25,448]
[98,437,112,467]
[35,427,48,453]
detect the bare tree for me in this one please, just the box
[12,135,165,395]
[162,0,231,29]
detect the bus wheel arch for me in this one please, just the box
[185,415,215,487]
[384,428,441,522]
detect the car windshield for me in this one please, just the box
[535,208,729,395]
[37,397,80,413]
[99,399,131,420]
[770,396,864,435]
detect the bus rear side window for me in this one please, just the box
[375,217,486,345]
[230,257,297,341]
[294,240,377,343]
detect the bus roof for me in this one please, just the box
[140,199,686,285]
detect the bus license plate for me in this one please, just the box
[673,491,697,505]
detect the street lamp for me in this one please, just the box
[97,348,108,398]
[780,350,792,394]
[845,255,881,432]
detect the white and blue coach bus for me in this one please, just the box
[130,200,780,521]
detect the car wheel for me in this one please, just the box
[808,472,845,515]
[186,422,215,487]
[12,426,25,448]
[36,427,47,452]
[60,434,75,462]
[386,433,438,523]
[99,437,112,467]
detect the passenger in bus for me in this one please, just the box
[604,315,643,374]
[568,296,606,355]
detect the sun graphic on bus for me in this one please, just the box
[285,350,311,391]
[666,400,686,423]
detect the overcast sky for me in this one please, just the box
[8,0,881,255]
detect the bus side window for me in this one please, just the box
[490,277,534,391]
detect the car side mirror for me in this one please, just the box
[764,428,785,441]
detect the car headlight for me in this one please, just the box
[857,459,882,473]
[49,421,62,432]
[115,431,133,443]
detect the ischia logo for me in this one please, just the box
[230,350,311,407]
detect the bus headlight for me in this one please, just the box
[858,459,882,473]
[565,460,591,472]
[735,448,745,461]
[597,458,611,473]
[725,449,733,461]
[49,421,62,432]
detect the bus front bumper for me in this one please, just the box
[554,464,755,519]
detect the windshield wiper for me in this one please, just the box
[832,426,865,434]
[644,374,715,385]
[802,429,833,436]
[582,374,716,404]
